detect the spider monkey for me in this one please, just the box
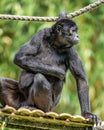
[0,12,99,123]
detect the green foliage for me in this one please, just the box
[0,0,104,119]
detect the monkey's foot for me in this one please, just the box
[20,106,37,111]
[82,111,101,126]
[20,101,37,110]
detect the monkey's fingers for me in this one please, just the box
[83,111,101,126]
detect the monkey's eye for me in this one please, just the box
[70,29,74,34]
[70,27,78,34]
[68,33,72,36]
[61,29,72,36]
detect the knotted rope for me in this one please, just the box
[0,0,104,22]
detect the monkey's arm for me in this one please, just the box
[68,47,99,123]
[14,31,65,80]
[68,47,90,114]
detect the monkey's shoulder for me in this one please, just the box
[31,27,52,44]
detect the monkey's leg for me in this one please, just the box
[26,73,52,112]
[52,80,63,108]
[0,77,24,109]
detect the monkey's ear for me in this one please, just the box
[58,11,67,21]
[56,24,63,33]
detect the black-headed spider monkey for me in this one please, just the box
[0,12,99,123]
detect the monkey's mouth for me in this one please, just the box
[67,37,80,45]
[73,39,80,44]
[60,41,79,49]
[59,44,73,49]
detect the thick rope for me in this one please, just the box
[0,0,104,22]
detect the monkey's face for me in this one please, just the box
[54,20,80,49]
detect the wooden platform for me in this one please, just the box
[0,106,94,130]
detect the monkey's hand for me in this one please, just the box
[48,66,65,80]
[82,111,101,126]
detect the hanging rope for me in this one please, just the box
[0,0,104,22]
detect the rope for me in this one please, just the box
[0,0,104,22]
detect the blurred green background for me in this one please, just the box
[0,0,104,120]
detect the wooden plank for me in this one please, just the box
[0,106,93,130]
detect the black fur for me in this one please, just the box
[0,12,99,123]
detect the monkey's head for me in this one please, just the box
[52,19,80,50]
